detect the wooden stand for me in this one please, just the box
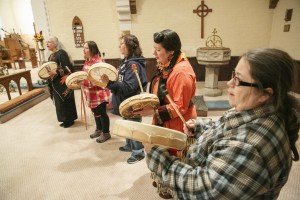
[23,48,38,67]
[2,38,38,69]
[81,87,88,130]
[17,60,26,69]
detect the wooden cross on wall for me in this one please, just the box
[193,0,213,38]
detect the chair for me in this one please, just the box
[1,49,17,70]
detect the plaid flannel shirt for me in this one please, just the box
[147,105,292,199]
[82,56,110,108]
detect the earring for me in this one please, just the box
[168,54,174,61]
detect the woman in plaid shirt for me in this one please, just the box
[82,41,111,143]
[145,48,300,199]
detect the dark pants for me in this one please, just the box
[92,102,110,133]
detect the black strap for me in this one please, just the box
[157,77,167,106]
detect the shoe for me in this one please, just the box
[59,122,64,127]
[152,181,157,188]
[90,130,102,139]
[96,132,111,143]
[63,121,74,128]
[127,155,144,164]
[119,146,132,152]
[159,191,173,199]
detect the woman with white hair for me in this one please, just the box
[45,36,77,128]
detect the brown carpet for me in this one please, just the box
[0,89,299,199]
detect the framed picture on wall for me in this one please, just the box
[283,24,290,32]
[285,9,293,21]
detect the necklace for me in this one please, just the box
[156,61,172,79]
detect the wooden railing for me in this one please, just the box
[73,57,300,94]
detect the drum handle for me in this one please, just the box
[160,84,186,124]
[132,64,144,93]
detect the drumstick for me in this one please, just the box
[160,84,186,124]
[81,86,88,130]
[160,84,195,136]
[65,66,72,73]
[80,87,83,121]
[131,64,144,93]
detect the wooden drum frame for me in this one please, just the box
[37,61,57,80]
[112,119,187,150]
[87,62,118,87]
[66,71,88,89]
[119,93,159,118]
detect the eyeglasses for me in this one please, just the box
[231,71,258,87]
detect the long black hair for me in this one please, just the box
[153,29,181,72]
[85,41,101,58]
[153,29,182,105]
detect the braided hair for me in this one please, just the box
[152,29,183,106]
[153,29,182,78]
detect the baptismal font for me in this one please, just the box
[196,28,231,96]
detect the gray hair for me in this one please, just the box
[243,48,300,161]
[47,36,62,50]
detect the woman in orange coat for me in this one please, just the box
[149,29,197,198]
[150,29,197,152]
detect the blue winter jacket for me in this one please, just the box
[107,57,148,115]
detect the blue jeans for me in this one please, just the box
[123,117,145,158]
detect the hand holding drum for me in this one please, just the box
[65,62,117,89]
[66,71,88,89]
[119,93,159,118]
[38,61,58,79]
[88,62,118,87]
[184,119,196,136]
[119,63,159,118]
[112,119,187,150]
[101,74,109,85]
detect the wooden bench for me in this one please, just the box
[0,88,49,123]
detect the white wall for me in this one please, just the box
[2,0,300,60]
[0,0,35,45]
[39,0,282,60]
[0,0,17,39]
[269,0,300,59]
[31,0,50,37]
[11,0,35,34]
[32,0,121,60]
[132,0,274,58]
[0,0,34,34]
